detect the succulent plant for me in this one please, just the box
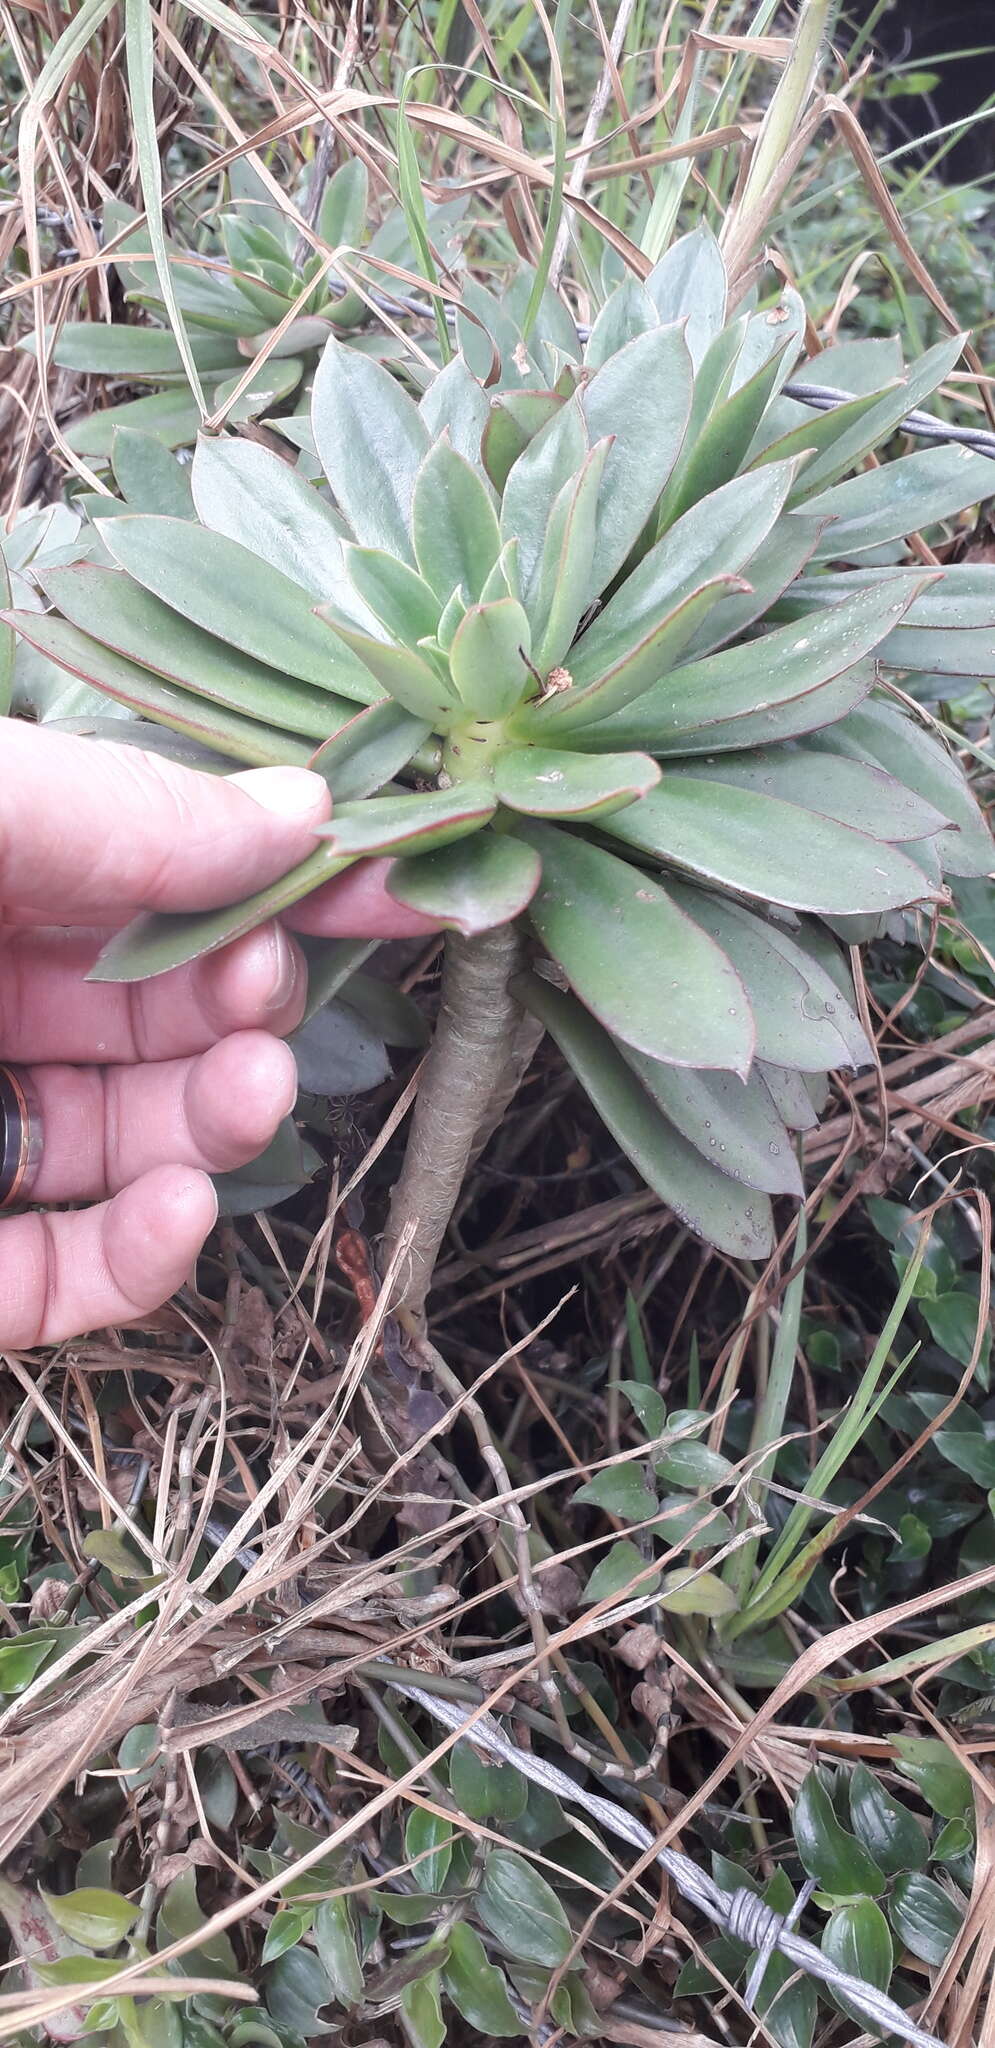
[30,162,465,459]
[9,226,994,1292]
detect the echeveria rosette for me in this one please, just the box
[32,161,467,461]
[8,227,994,1259]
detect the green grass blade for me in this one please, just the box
[124,0,206,416]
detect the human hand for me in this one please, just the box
[0,722,440,1347]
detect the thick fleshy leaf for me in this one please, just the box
[811,698,994,877]
[412,439,501,603]
[573,577,925,753]
[189,436,364,612]
[308,698,431,800]
[552,458,798,701]
[419,353,490,463]
[387,831,541,935]
[316,783,494,857]
[3,610,314,767]
[311,615,452,722]
[604,771,937,914]
[585,278,659,370]
[623,1052,803,1195]
[782,563,995,677]
[661,332,799,524]
[517,822,753,1073]
[807,443,995,560]
[213,355,304,424]
[530,442,609,673]
[345,547,441,647]
[666,885,872,1071]
[493,746,659,818]
[66,385,208,455]
[674,745,948,842]
[30,322,241,378]
[581,322,694,589]
[520,576,747,733]
[784,332,967,502]
[111,429,195,516]
[482,390,564,492]
[41,566,336,738]
[500,396,589,598]
[90,841,356,982]
[644,224,727,367]
[99,516,377,700]
[310,337,429,561]
[682,514,823,659]
[516,973,774,1258]
[758,1062,821,1131]
[448,598,531,718]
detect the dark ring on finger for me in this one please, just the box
[0,1064,43,1210]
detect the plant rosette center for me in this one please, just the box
[441,722,514,783]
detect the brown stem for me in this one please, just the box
[384,923,524,1317]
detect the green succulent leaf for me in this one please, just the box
[99,515,376,700]
[518,822,754,1073]
[482,389,564,492]
[522,575,749,733]
[493,746,659,818]
[571,575,925,754]
[90,843,355,982]
[66,385,210,455]
[501,395,590,598]
[529,440,610,673]
[623,1052,802,1195]
[580,321,694,589]
[317,155,368,251]
[602,771,936,915]
[666,888,872,1071]
[386,832,541,935]
[189,435,360,607]
[4,609,315,768]
[318,617,455,721]
[40,566,336,739]
[29,322,240,378]
[308,698,433,801]
[345,547,441,647]
[311,337,429,562]
[678,744,948,842]
[807,444,995,560]
[447,596,532,719]
[412,437,501,602]
[112,428,195,516]
[644,224,727,365]
[516,974,774,1258]
[316,784,495,857]
[419,352,491,463]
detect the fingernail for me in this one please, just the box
[236,766,328,821]
[264,928,301,1013]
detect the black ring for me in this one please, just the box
[0,1065,43,1211]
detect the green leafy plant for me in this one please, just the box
[8,227,994,1309]
[29,168,465,459]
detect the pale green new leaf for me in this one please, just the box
[311,338,429,561]
[412,438,501,602]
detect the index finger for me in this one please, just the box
[0,723,331,921]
